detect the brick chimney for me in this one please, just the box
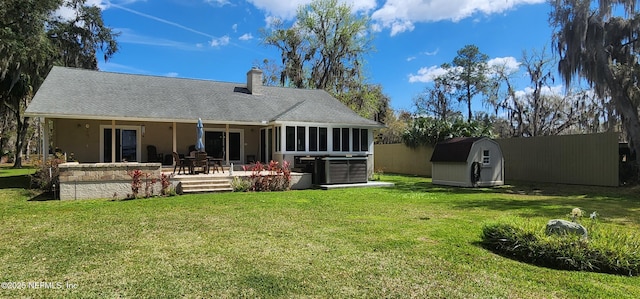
[246,68,263,95]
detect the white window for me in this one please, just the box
[482,150,490,165]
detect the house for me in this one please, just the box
[430,137,504,187]
[26,66,383,182]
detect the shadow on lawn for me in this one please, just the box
[386,175,640,224]
[388,175,638,200]
[0,174,31,189]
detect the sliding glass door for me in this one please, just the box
[102,126,140,162]
[204,130,243,163]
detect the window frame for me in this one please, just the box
[482,149,490,166]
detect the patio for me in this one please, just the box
[162,166,312,193]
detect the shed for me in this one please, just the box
[430,137,504,187]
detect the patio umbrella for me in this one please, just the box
[196,118,205,152]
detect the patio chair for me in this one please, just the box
[193,151,209,174]
[208,156,224,173]
[172,152,188,174]
[147,145,163,163]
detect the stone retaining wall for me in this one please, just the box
[58,162,162,200]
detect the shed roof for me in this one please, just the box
[26,66,382,127]
[430,137,484,162]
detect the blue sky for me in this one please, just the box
[75,0,555,113]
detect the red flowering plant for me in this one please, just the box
[127,169,143,198]
[127,169,160,199]
[160,173,174,196]
[240,160,291,191]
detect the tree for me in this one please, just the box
[489,47,610,137]
[376,108,410,144]
[550,0,640,171]
[254,58,281,87]
[335,83,390,121]
[261,19,307,88]
[0,0,118,168]
[452,45,491,121]
[413,63,461,121]
[261,0,385,119]
[402,117,493,148]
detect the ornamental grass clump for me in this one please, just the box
[481,213,640,276]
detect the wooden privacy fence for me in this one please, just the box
[374,144,433,176]
[374,132,619,186]
[496,132,618,187]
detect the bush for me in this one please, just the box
[30,154,65,194]
[231,176,251,192]
[241,160,291,191]
[481,217,640,276]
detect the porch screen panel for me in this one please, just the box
[297,126,305,151]
[286,126,295,151]
[260,129,267,162]
[275,127,281,152]
[309,127,318,151]
[352,129,361,152]
[319,128,327,151]
[361,129,368,151]
[341,128,349,152]
[332,128,340,151]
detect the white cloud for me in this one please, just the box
[406,56,416,62]
[165,72,179,77]
[371,0,546,35]
[488,56,520,69]
[408,65,453,83]
[55,0,109,21]
[514,85,563,98]
[423,48,439,56]
[390,19,415,36]
[488,56,520,74]
[409,56,520,83]
[232,24,238,32]
[239,33,254,41]
[210,35,230,47]
[264,15,281,28]
[204,0,230,6]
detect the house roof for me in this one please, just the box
[430,137,484,162]
[26,66,382,127]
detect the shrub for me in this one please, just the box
[481,218,640,276]
[31,153,65,194]
[241,160,291,191]
[127,169,158,199]
[127,169,143,198]
[231,176,251,192]
[160,173,175,196]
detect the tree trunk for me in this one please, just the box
[613,92,640,172]
[12,115,29,169]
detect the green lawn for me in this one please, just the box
[1,168,639,298]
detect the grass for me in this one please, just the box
[1,168,639,298]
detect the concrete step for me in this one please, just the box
[176,177,233,193]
